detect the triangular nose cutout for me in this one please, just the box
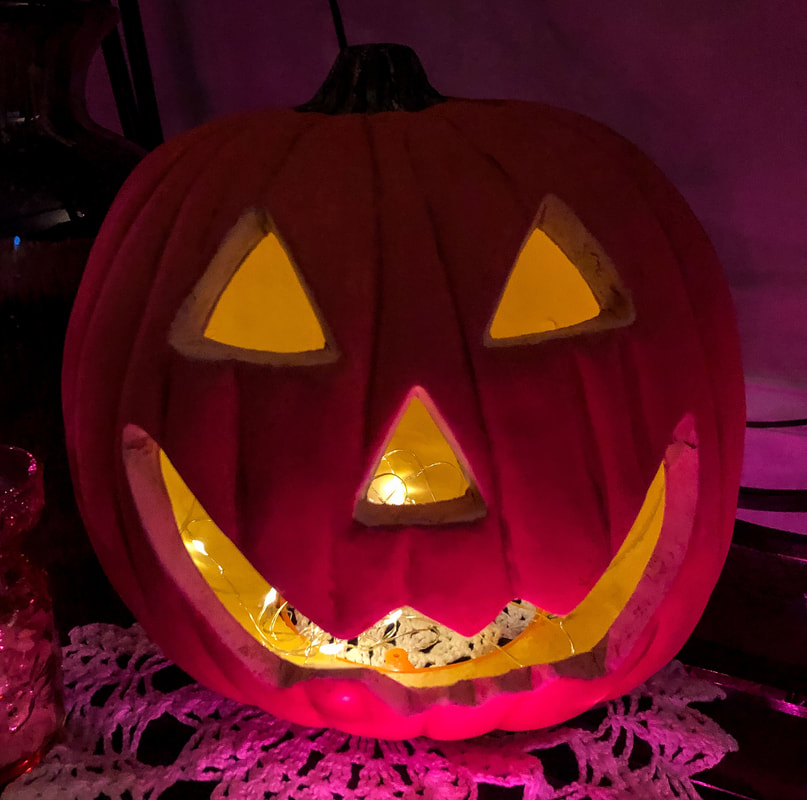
[354,393,486,527]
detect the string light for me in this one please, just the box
[178,501,577,670]
[367,449,465,506]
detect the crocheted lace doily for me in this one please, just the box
[5,624,736,800]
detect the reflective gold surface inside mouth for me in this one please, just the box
[157,447,666,688]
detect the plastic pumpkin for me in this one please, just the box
[63,45,744,739]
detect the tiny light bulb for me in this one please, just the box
[258,587,279,621]
[319,642,342,655]
[385,608,403,625]
[191,539,208,556]
[369,473,407,505]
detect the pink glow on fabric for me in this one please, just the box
[5,623,739,799]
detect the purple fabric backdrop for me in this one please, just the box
[86,0,807,448]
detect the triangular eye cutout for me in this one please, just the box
[170,210,336,365]
[488,228,600,339]
[354,391,486,527]
[204,232,326,353]
[486,195,634,346]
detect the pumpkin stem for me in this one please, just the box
[297,43,446,115]
[328,0,348,51]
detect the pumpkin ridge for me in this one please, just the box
[468,101,721,445]
[224,119,326,559]
[134,125,290,541]
[620,202,732,576]
[407,114,587,601]
[554,112,725,477]
[580,337,658,554]
[119,136,257,511]
[191,117,333,554]
[439,112,534,218]
[569,349,613,544]
[65,127,225,432]
[358,115,460,622]
[404,111,637,612]
[624,335,688,496]
[583,332,674,563]
[120,121,280,402]
[507,104,734,617]
[402,120,515,600]
[591,131,742,527]
[360,114,386,459]
[83,132,242,616]
[500,102,725,441]
[628,195,736,553]
[616,339,657,483]
[259,114,341,213]
[219,114,382,629]
[439,102,582,216]
[121,127,266,616]
[417,116,623,586]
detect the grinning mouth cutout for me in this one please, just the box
[123,421,697,690]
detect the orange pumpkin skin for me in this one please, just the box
[63,84,744,737]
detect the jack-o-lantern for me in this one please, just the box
[63,45,744,739]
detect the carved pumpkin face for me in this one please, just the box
[64,51,744,739]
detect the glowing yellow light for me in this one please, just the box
[368,473,407,505]
[259,588,278,620]
[153,441,674,688]
[203,232,326,354]
[489,228,600,340]
[365,396,470,506]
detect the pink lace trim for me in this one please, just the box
[5,624,736,799]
